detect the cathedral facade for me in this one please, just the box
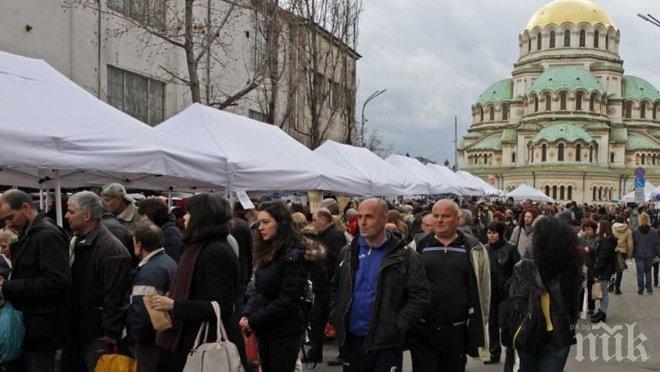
[457,0,660,203]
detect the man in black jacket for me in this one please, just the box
[306,208,347,363]
[330,198,429,372]
[65,191,133,372]
[0,189,71,372]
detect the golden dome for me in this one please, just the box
[524,0,615,32]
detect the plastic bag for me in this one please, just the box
[243,332,260,367]
[94,354,137,372]
[0,302,24,363]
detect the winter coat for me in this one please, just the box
[312,224,346,293]
[2,214,71,351]
[231,218,253,291]
[594,235,617,280]
[101,214,133,254]
[330,234,430,352]
[161,221,183,262]
[612,223,634,256]
[632,226,659,258]
[243,242,311,339]
[70,224,133,343]
[510,225,534,257]
[487,239,521,300]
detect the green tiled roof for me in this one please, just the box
[627,132,659,151]
[531,122,594,144]
[610,127,627,142]
[530,66,605,95]
[476,79,513,105]
[468,134,502,151]
[622,76,660,102]
[502,129,517,143]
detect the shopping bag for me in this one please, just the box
[324,323,336,339]
[143,295,172,332]
[243,332,260,367]
[615,253,628,273]
[591,281,603,300]
[0,302,24,363]
[93,354,137,372]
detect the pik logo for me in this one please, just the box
[575,322,649,362]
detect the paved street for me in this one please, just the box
[305,264,660,371]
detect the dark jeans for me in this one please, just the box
[308,290,331,361]
[135,342,159,372]
[518,346,570,372]
[654,262,659,286]
[6,350,56,372]
[615,253,627,290]
[410,324,467,372]
[636,258,654,292]
[503,347,515,372]
[258,334,302,372]
[343,333,402,372]
[488,299,502,360]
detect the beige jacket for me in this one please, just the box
[612,223,634,256]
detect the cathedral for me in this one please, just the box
[457,0,660,203]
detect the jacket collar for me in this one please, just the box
[76,223,104,247]
[117,203,138,223]
[138,248,165,267]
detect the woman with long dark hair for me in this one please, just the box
[510,208,539,257]
[592,220,617,323]
[148,193,242,372]
[239,202,310,372]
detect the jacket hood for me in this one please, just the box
[638,225,651,234]
[302,237,327,262]
[612,223,629,234]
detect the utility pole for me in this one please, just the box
[360,89,387,146]
[454,116,458,169]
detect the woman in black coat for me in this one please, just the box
[592,220,617,323]
[240,202,310,372]
[148,193,242,372]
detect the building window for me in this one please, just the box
[592,187,597,201]
[576,93,582,111]
[528,38,532,52]
[589,95,596,111]
[598,187,602,201]
[560,186,565,200]
[576,144,582,161]
[564,30,571,47]
[589,146,594,162]
[594,31,599,48]
[605,35,609,50]
[480,108,484,122]
[624,101,632,118]
[248,109,267,123]
[489,106,495,121]
[107,0,166,29]
[558,143,564,161]
[537,33,542,50]
[542,144,547,161]
[641,103,646,119]
[654,103,658,120]
[549,31,556,48]
[568,186,573,200]
[552,185,557,199]
[642,154,646,165]
[545,94,552,111]
[545,185,550,196]
[560,92,567,110]
[579,30,586,47]
[610,152,615,163]
[502,103,509,120]
[107,65,165,126]
[512,152,516,163]
[534,96,539,112]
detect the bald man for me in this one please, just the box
[330,198,429,372]
[409,199,491,372]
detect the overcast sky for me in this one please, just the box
[355,0,660,163]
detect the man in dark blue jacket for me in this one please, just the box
[130,222,177,372]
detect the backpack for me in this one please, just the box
[512,260,555,353]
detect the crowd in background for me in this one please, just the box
[0,184,658,372]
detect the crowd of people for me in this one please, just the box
[0,183,658,372]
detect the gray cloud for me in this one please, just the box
[356,0,660,163]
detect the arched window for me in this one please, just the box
[560,92,567,110]
[480,107,484,122]
[564,30,571,47]
[625,101,632,118]
[589,145,594,163]
[568,186,573,200]
[560,186,565,200]
[589,94,596,111]
[545,94,552,111]
[654,154,657,165]
[579,30,586,47]
[642,154,646,165]
[654,103,658,120]
[534,96,539,112]
[576,93,582,111]
[549,31,556,48]
[576,144,582,161]
[545,185,550,196]
[528,38,532,52]
[605,35,609,50]
[609,188,613,201]
[558,143,564,161]
[512,152,516,163]
[542,144,547,161]
[594,30,599,48]
[502,103,509,120]
[552,185,557,199]
[598,187,602,201]
[489,106,495,121]
[610,152,615,163]
[641,102,646,119]
[592,187,597,201]
[537,33,542,50]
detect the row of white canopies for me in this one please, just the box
[0,50,503,209]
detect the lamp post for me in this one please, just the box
[360,89,387,146]
[638,13,660,28]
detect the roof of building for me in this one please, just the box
[529,66,605,95]
[502,129,517,143]
[467,134,503,151]
[475,79,513,106]
[531,122,594,143]
[622,76,660,102]
[627,132,659,151]
[610,127,627,142]
[524,0,615,32]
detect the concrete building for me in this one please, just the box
[458,0,660,203]
[0,0,359,147]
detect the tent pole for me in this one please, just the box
[167,190,173,210]
[39,186,44,211]
[45,189,51,213]
[55,170,63,227]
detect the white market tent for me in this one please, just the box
[156,104,372,196]
[456,171,504,197]
[385,155,461,195]
[507,184,555,203]
[314,141,428,196]
[621,181,657,203]
[0,50,230,223]
[425,164,485,196]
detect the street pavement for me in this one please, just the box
[304,263,660,371]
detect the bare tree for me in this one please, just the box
[360,124,394,158]
[66,0,267,108]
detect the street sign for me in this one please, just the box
[635,167,646,179]
[635,178,646,188]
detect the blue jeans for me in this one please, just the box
[6,350,56,372]
[635,257,654,292]
[518,346,570,372]
[599,279,609,313]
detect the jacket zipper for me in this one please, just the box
[365,250,404,350]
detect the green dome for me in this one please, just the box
[530,66,605,95]
[627,132,659,151]
[531,122,594,144]
[468,134,502,150]
[476,79,513,105]
[622,76,660,102]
